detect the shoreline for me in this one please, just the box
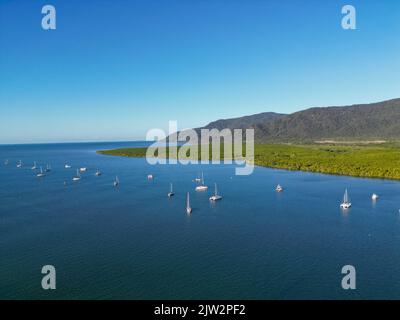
[97,143,400,181]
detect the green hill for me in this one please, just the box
[200,98,400,142]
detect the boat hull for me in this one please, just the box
[210,195,222,201]
[195,186,208,191]
[340,203,352,209]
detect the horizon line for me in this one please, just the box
[2,96,399,145]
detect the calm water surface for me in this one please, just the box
[1,142,400,299]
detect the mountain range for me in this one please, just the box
[198,98,400,142]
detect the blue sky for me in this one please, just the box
[0,0,399,143]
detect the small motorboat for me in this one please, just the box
[371,193,379,201]
[275,184,283,192]
[79,167,88,172]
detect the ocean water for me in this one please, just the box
[1,142,400,300]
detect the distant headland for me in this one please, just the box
[98,98,400,180]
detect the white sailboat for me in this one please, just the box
[168,183,175,197]
[95,169,102,176]
[37,167,46,178]
[275,184,283,192]
[340,188,351,209]
[186,192,192,214]
[209,183,222,201]
[31,161,37,170]
[371,193,379,201]
[73,169,81,181]
[113,176,119,187]
[17,160,22,168]
[195,172,208,191]
[45,164,51,172]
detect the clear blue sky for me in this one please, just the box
[0,0,399,143]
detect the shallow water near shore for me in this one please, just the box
[1,142,400,299]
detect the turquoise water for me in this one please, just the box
[1,142,400,299]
